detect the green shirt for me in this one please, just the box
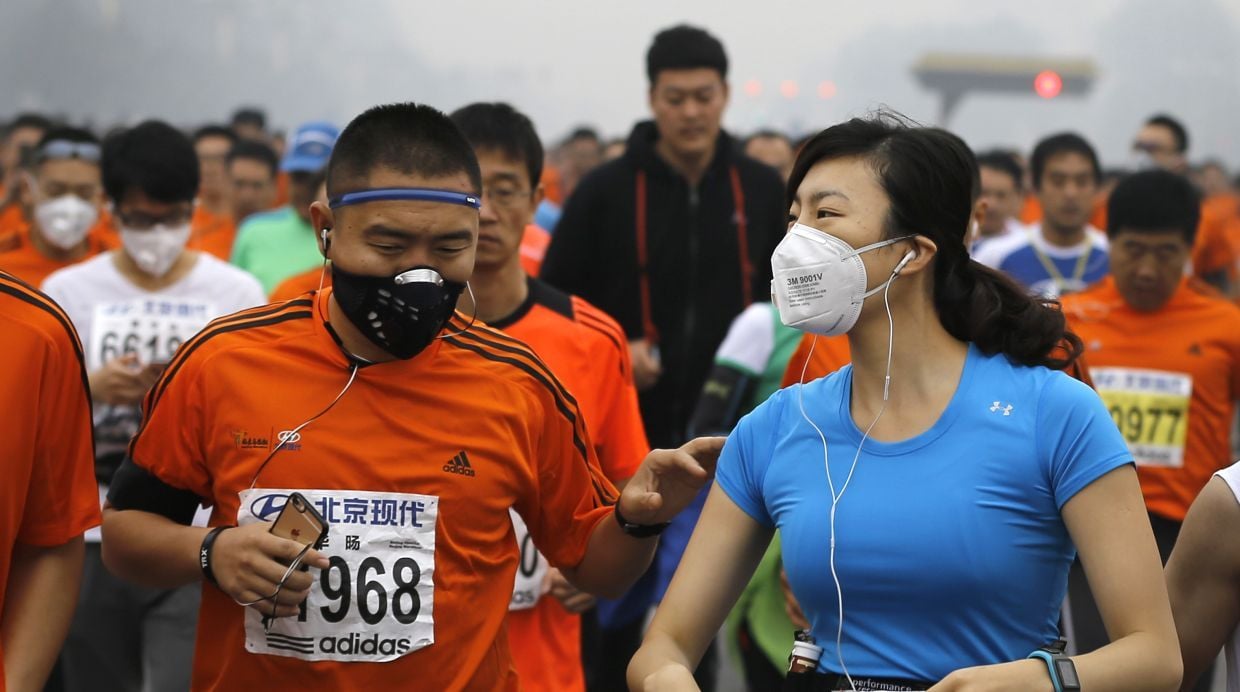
[230,206,322,294]
[714,304,802,674]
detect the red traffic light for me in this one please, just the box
[1034,70,1063,99]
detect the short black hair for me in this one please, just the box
[564,127,600,145]
[1030,132,1100,190]
[1145,114,1189,153]
[193,124,238,147]
[646,25,728,84]
[4,112,53,139]
[227,139,279,179]
[101,120,200,205]
[230,107,267,131]
[450,103,543,188]
[1107,169,1200,244]
[975,150,1023,191]
[326,102,482,198]
[745,129,791,147]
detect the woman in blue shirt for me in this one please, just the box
[628,115,1181,691]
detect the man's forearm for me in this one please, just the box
[2,538,85,692]
[561,511,657,599]
[100,507,207,589]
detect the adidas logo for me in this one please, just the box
[442,451,476,477]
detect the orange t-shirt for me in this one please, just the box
[0,222,117,288]
[1194,196,1238,280]
[0,272,101,690]
[1019,195,1043,225]
[126,292,617,691]
[520,224,551,278]
[270,265,328,302]
[1062,276,1240,521]
[493,278,648,692]
[189,206,238,261]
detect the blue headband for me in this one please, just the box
[328,187,481,210]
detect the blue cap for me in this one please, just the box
[280,121,339,173]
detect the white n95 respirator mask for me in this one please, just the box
[771,223,914,336]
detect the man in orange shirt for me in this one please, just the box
[100,102,719,692]
[0,271,101,692]
[450,102,650,692]
[0,128,114,287]
[189,125,239,261]
[228,139,279,226]
[1062,169,1240,665]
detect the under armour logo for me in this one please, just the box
[990,401,1013,416]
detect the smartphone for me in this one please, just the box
[269,492,329,550]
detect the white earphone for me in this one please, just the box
[892,249,916,276]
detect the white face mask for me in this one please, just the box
[121,223,191,277]
[34,194,99,250]
[770,223,914,336]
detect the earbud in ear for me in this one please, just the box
[320,228,331,249]
[893,250,916,276]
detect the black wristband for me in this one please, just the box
[200,526,230,586]
[613,504,670,538]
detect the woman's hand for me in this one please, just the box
[927,659,1053,692]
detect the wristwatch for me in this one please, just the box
[613,503,670,538]
[1027,640,1080,692]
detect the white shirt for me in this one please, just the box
[43,251,266,540]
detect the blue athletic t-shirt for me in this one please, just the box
[715,343,1131,683]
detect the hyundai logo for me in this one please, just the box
[250,493,290,521]
[278,430,302,444]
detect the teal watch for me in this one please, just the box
[1027,640,1080,692]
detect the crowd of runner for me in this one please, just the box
[3,22,1240,692]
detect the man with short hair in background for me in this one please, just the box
[227,139,279,225]
[742,130,794,182]
[0,127,114,286]
[972,150,1026,253]
[542,24,786,691]
[975,132,1108,298]
[189,125,239,260]
[230,121,338,294]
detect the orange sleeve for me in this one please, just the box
[517,371,617,571]
[1194,209,1236,277]
[592,324,649,483]
[126,340,212,500]
[780,334,816,389]
[23,313,100,546]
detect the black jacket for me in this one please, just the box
[541,121,786,448]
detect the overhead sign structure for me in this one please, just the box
[913,54,1097,126]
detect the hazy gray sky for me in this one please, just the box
[4,0,1240,168]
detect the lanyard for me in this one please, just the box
[634,166,752,345]
[1029,228,1092,295]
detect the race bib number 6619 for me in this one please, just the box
[238,489,438,663]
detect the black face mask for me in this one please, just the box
[330,264,466,360]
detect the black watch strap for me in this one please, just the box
[613,504,670,538]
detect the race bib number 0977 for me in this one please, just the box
[238,489,438,663]
[1092,367,1192,468]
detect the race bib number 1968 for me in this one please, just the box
[238,489,438,663]
[1092,367,1192,468]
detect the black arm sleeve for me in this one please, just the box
[107,457,203,525]
[686,363,758,439]
[541,180,598,297]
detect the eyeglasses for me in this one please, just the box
[34,140,101,164]
[482,185,531,209]
[115,205,194,230]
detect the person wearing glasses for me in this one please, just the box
[448,102,651,692]
[41,121,265,692]
[0,127,114,286]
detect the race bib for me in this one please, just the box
[238,489,438,663]
[1092,367,1192,468]
[508,509,549,612]
[88,298,216,369]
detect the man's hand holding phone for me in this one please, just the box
[210,523,329,618]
